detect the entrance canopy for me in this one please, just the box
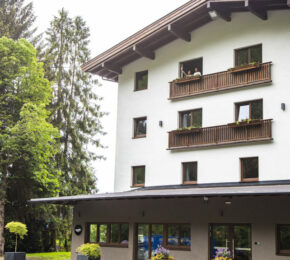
[30,181,290,205]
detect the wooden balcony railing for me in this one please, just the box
[168,119,272,150]
[169,62,272,100]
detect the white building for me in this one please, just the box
[32,1,290,260]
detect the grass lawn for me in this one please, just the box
[26,252,70,260]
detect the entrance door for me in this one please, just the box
[136,224,164,260]
[210,224,252,260]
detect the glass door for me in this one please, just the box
[210,224,252,260]
[136,224,164,260]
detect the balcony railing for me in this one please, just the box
[168,119,272,150]
[169,62,272,100]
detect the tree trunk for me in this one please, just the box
[0,164,8,256]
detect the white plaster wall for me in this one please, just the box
[114,10,290,192]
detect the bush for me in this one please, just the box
[76,243,101,259]
[5,221,28,252]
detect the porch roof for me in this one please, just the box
[30,180,290,205]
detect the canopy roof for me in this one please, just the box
[30,180,290,205]
[81,0,290,82]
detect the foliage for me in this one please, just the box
[0,36,59,256]
[5,221,28,252]
[152,246,175,260]
[76,243,101,259]
[214,248,232,259]
[0,0,39,43]
[5,222,28,239]
[26,252,71,260]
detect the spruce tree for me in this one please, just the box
[0,0,38,42]
[45,9,104,197]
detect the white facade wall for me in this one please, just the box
[114,10,290,192]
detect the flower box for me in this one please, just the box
[77,255,100,260]
[172,76,201,84]
[227,119,262,128]
[228,63,260,73]
[171,128,202,135]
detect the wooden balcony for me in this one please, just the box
[169,62,272,100]
[168,119,272,150]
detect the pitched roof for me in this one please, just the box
[82,0,290,81]
[30,180,290,205]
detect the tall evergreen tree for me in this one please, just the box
[44,9,104,197]
[43,10,105,249]
[0,0,38,42]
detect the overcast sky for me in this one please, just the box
[31,0,189,193]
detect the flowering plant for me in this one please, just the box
[152,246,175,260]
[214,248,232,260]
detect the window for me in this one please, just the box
[166,224,191,248]
[179,109,202,129]
[236,99,262,121]
[132,166,145,187]
[235,44,262,67]
[277,225,290,256]
[134,117,147,138]
[182,162,197,184]
[135,70,148,91]
[135,223,191,259]
[241,157,259,182]
[87,223,129,247]
[180,57,203,78]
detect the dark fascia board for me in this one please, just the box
[29,180,290,205]
[81,0,207,72]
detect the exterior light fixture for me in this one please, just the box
[204,196,209,201]
[159,120,163,127]
[208,10,218,20]
[281,103,286,111]
[225,201,232,205]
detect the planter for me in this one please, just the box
[171,128,202,135]
[228,120,262,128]
[4,252,26,260]
[77,255,100,260]
[228,63,260,73]
[172,76,201,84]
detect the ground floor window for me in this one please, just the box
[136,223,191,260]
[87,223,129,247]
[277,224,290,256]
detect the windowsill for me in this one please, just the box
[241,178,259,182]
[183,181,197,185]
[134,88,148,92]
[166,245,191,251]
[131,184,145,188]
[99,243,129,248]
[133,135,146,139]
[276,251,290,256]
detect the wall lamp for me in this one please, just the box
[281,103,286,111]
[208,10,218,20]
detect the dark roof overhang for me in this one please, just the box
[81,0,290,82]
[29,180,290,205]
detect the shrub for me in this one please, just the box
[76,243,101,259]
[5,221,28,252]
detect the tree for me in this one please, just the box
[5,222,28,252]
[0,37,59,256]
[0,0,38,42]
[43,10,105,250]
[45,9,104,197]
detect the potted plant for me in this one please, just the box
[4,221,28,260]
[76,243,101,260]
[151,246,175,260]
[172,125,202,135]
[227,118,262,128]
[214,248,232,260]
[172,75,201,84]
[228,62,260,73]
